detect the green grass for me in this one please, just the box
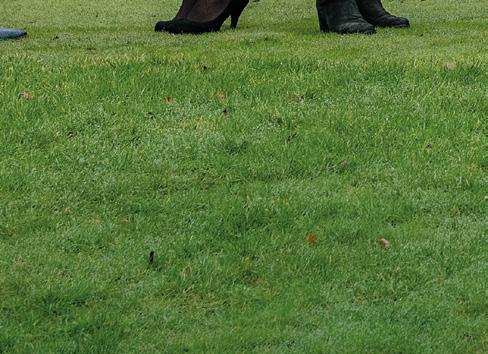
[1,0,487,352]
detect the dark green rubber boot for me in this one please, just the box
[356,0,409,28]
[316,0,375,34]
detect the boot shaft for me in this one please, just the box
[316,0,374,34]
[173,0,198,19]
[355,0,388,20]
[355,0,410,27]
[186,0,234,22]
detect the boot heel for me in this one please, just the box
[230,0,249,28]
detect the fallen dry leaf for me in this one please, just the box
[249,277,260,287]
[289,93,305,103]
[19,92,33,100]
[444,62,456,70]
[214,92,226,101]
[163,96,174,104]
[306,234,317,245]
[378,238,391,249]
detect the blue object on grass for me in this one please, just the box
[0,28,27,40]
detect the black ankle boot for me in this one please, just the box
[316,0,375,34]
[155,0,249,34]
[356,0,409,28]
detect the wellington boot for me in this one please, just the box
[316,0,375,34]
[356,0,409,28]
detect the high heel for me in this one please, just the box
[155,0,249,34]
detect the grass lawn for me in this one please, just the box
[1,0,487,352]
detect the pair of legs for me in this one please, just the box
[155,0,409,35]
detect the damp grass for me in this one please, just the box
[1,0,487,352]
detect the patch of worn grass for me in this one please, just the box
[1,0,487,352]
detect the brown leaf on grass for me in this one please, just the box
[86,47,97,52]
[248,277,260,287]
[289,93,305,103]
[19,92,33,100]
[378,238,391,249]
[214,92,226,101]
[444,62,456,70]
[306,234,317,245]
[163,96,174,104]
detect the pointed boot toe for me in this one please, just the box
[155,20,173,32]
